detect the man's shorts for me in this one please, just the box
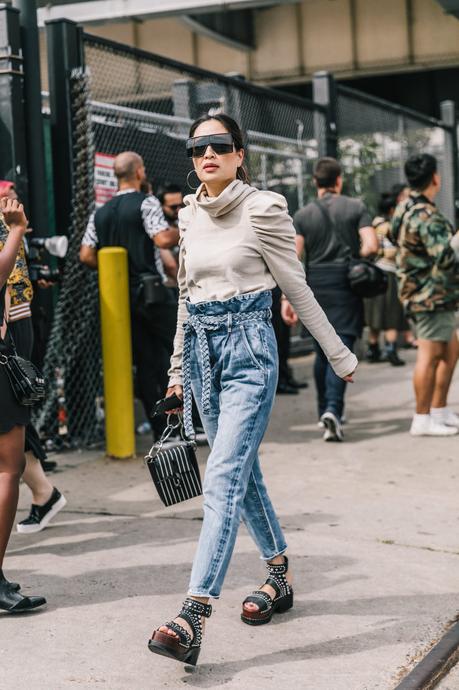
[412,309,457,342]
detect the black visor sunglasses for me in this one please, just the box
[186,133,234,158]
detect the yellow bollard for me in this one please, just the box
[98,247,135,458]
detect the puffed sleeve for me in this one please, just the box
[167,206,191,386]
[249,191,358,378]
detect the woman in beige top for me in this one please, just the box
[148,114,357,666]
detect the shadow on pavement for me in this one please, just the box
[8,532,361,611]
[177,617,424,687]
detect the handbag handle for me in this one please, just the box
[144,413,196,464]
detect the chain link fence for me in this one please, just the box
[35,69,102,448]
[336,84,455,220]
[85,35,324,213]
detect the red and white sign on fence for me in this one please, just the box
[94,152,117,207]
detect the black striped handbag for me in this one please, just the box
[144,417,202,507]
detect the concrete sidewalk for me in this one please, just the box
[1,351,459,690]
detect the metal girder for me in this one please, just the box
[37,0,299,27]
[436,0,459,19]
[184,9,255,50]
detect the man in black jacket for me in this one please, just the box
[80,152,179,439]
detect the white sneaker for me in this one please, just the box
[318,414,346,429]
[410,415,458,437]
[323,428,336,441]
[430,407,459,428]
[320,411,344,442]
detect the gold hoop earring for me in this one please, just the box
[186,169,200,191]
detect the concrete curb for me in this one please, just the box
[394,620,459,690]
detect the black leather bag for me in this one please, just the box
[313,200,388,298]
[145,417,202,507]
[347,257,388,298]
[0,333,45,406]
[139,273,169,307]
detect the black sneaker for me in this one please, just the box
[276,381,299,395]
[365,344,382,363]
[286,376,309,390]
[40,459,57,473]
[16,488,67,534]
[385,349,405,367]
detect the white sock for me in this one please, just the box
[413,413,430,421]
[430,407,447,416]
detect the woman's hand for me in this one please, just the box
[166,385,184,414]
[343,370,356,383]
[281,299,298,326]
[0,198,28,233]
[37,279,55,289]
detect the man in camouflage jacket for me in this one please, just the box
[391,153,459,437]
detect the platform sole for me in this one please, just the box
[148,632,200,666]
[241,591,294,626]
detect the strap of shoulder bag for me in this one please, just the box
[313,199,351,260]
[0,289,18,353]
[0,286,8,344]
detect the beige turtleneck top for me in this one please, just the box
[168,180,358,385]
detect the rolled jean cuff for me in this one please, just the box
[187,590,219,600]
[259,544,287,561]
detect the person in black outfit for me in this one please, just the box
[80,152,179,439]
[284,157,378,442]
[0,196,46,612]
[0,183,65,534]
[271,286,308,394]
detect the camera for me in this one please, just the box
[28,264,61,284]
[27,235,68,285]
[29,236,68,258]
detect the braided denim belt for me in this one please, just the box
[182,308,272,439]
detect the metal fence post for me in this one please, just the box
[13,1,54,367]
[172,79,197,122]
[46,18,84,235]
[0,4,28,204]
[440,100,458,223]
[313,71,338,159]
[12,0,49,236]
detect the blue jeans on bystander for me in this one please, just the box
[313,333,356,421]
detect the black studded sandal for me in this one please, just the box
[241,556,293,626]
[148,597,212,666]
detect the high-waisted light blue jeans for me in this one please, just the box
[184,290,287,598]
